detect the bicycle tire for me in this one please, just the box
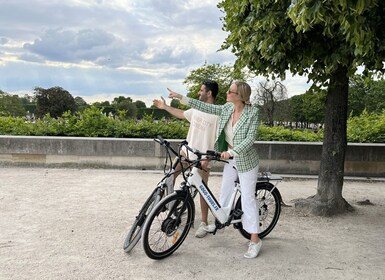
[235,182,282,239]
[142,191,195,260]
[123,189,162,253]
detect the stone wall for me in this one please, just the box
[0,136,384,177]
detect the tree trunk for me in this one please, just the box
[295,65,354,216]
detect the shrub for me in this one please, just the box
[257,125,323,142]
[0,107,384,143]
[347,110,385,143]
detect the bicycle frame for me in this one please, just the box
[186,166,240,225]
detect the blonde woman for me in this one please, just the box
[168,81,261,259]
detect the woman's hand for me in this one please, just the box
[201,159,210,172]
[167,88,183,100]
[221,151,232,160]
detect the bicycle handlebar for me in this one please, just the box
[154,136,230,163]
[179,141,231,162]
[154,135,183,158]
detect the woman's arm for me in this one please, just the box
[168,89,223,115]
[187,98,223,116]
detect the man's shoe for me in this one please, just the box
[244,240,262,259]
[204,224,216,233]
[195,222,208,238]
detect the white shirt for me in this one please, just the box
[183,108,219,160]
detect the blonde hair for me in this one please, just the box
[233,81,251,105]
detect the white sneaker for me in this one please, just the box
[244,240,262,259]
[195,222,208,238]
[204,224,216,233]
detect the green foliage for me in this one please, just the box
[348,75,385,116]
[23,104,37,114]
[302,91,326,124]
[348,75,368,116]
[0,106,188,139]
[347,110,385,143]
[134,100,147,109]
[71,107,116,137]
[34,86,76,118]
[218,0,385,87]
[0,91,26,117]
[365,80,385,114]
[183,62,249,105]
[137,108,171,120]
[2,107,384,142]
[0,116,32,135]
[257,125,323,142]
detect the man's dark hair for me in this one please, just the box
[202,80,219,99]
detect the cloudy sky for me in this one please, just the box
[0,0,310,106]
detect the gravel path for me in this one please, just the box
[1,167,384,280]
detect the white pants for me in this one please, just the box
[220,159,259,234]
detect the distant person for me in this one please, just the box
[168,80,262,258]
[152,80,219,238]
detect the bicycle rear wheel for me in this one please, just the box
[235,182,282,239]
[123,189,162,253]
[142,191,195,260]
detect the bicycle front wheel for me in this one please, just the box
[142,191,195,260]
[123,189,162,253]
[235,182,282,239]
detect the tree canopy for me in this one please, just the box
[219,0,385,86]
[183,62,249,104]
[34,87,77,118]
[0,90,25,117]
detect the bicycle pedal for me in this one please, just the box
[171,231,180,244]
[233,209,243,217]
[233,223,241,229]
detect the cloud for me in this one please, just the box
[0,0,309,108]
[23,28,135,67]
[0,38,9,45]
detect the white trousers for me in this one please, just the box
[220,159,259,234]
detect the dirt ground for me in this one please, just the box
[0,167,384,280]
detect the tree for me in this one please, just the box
[112,97,137,119]
[34,87,76,118]
[134,100,147,109]
[112,96,132,105]
[302,91,326,125]
[273,98,291,124]
[184,62,250,105]
[0,90,26,117]
[20,94,35,105]
[289,95,306,128]
[364,79,385,114]
[348,75,368,116]
[74,96,88,107]
[218,0,385,215]
[19,93,37,114]
[254,80,287,126]
[74,96,89,112]
[170,99,181,108]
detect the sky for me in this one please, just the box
[0,0,311,107]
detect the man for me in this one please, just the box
[152,80,219,238]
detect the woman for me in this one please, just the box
[168,81,261,259]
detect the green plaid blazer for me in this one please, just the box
[187,98,259,173]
